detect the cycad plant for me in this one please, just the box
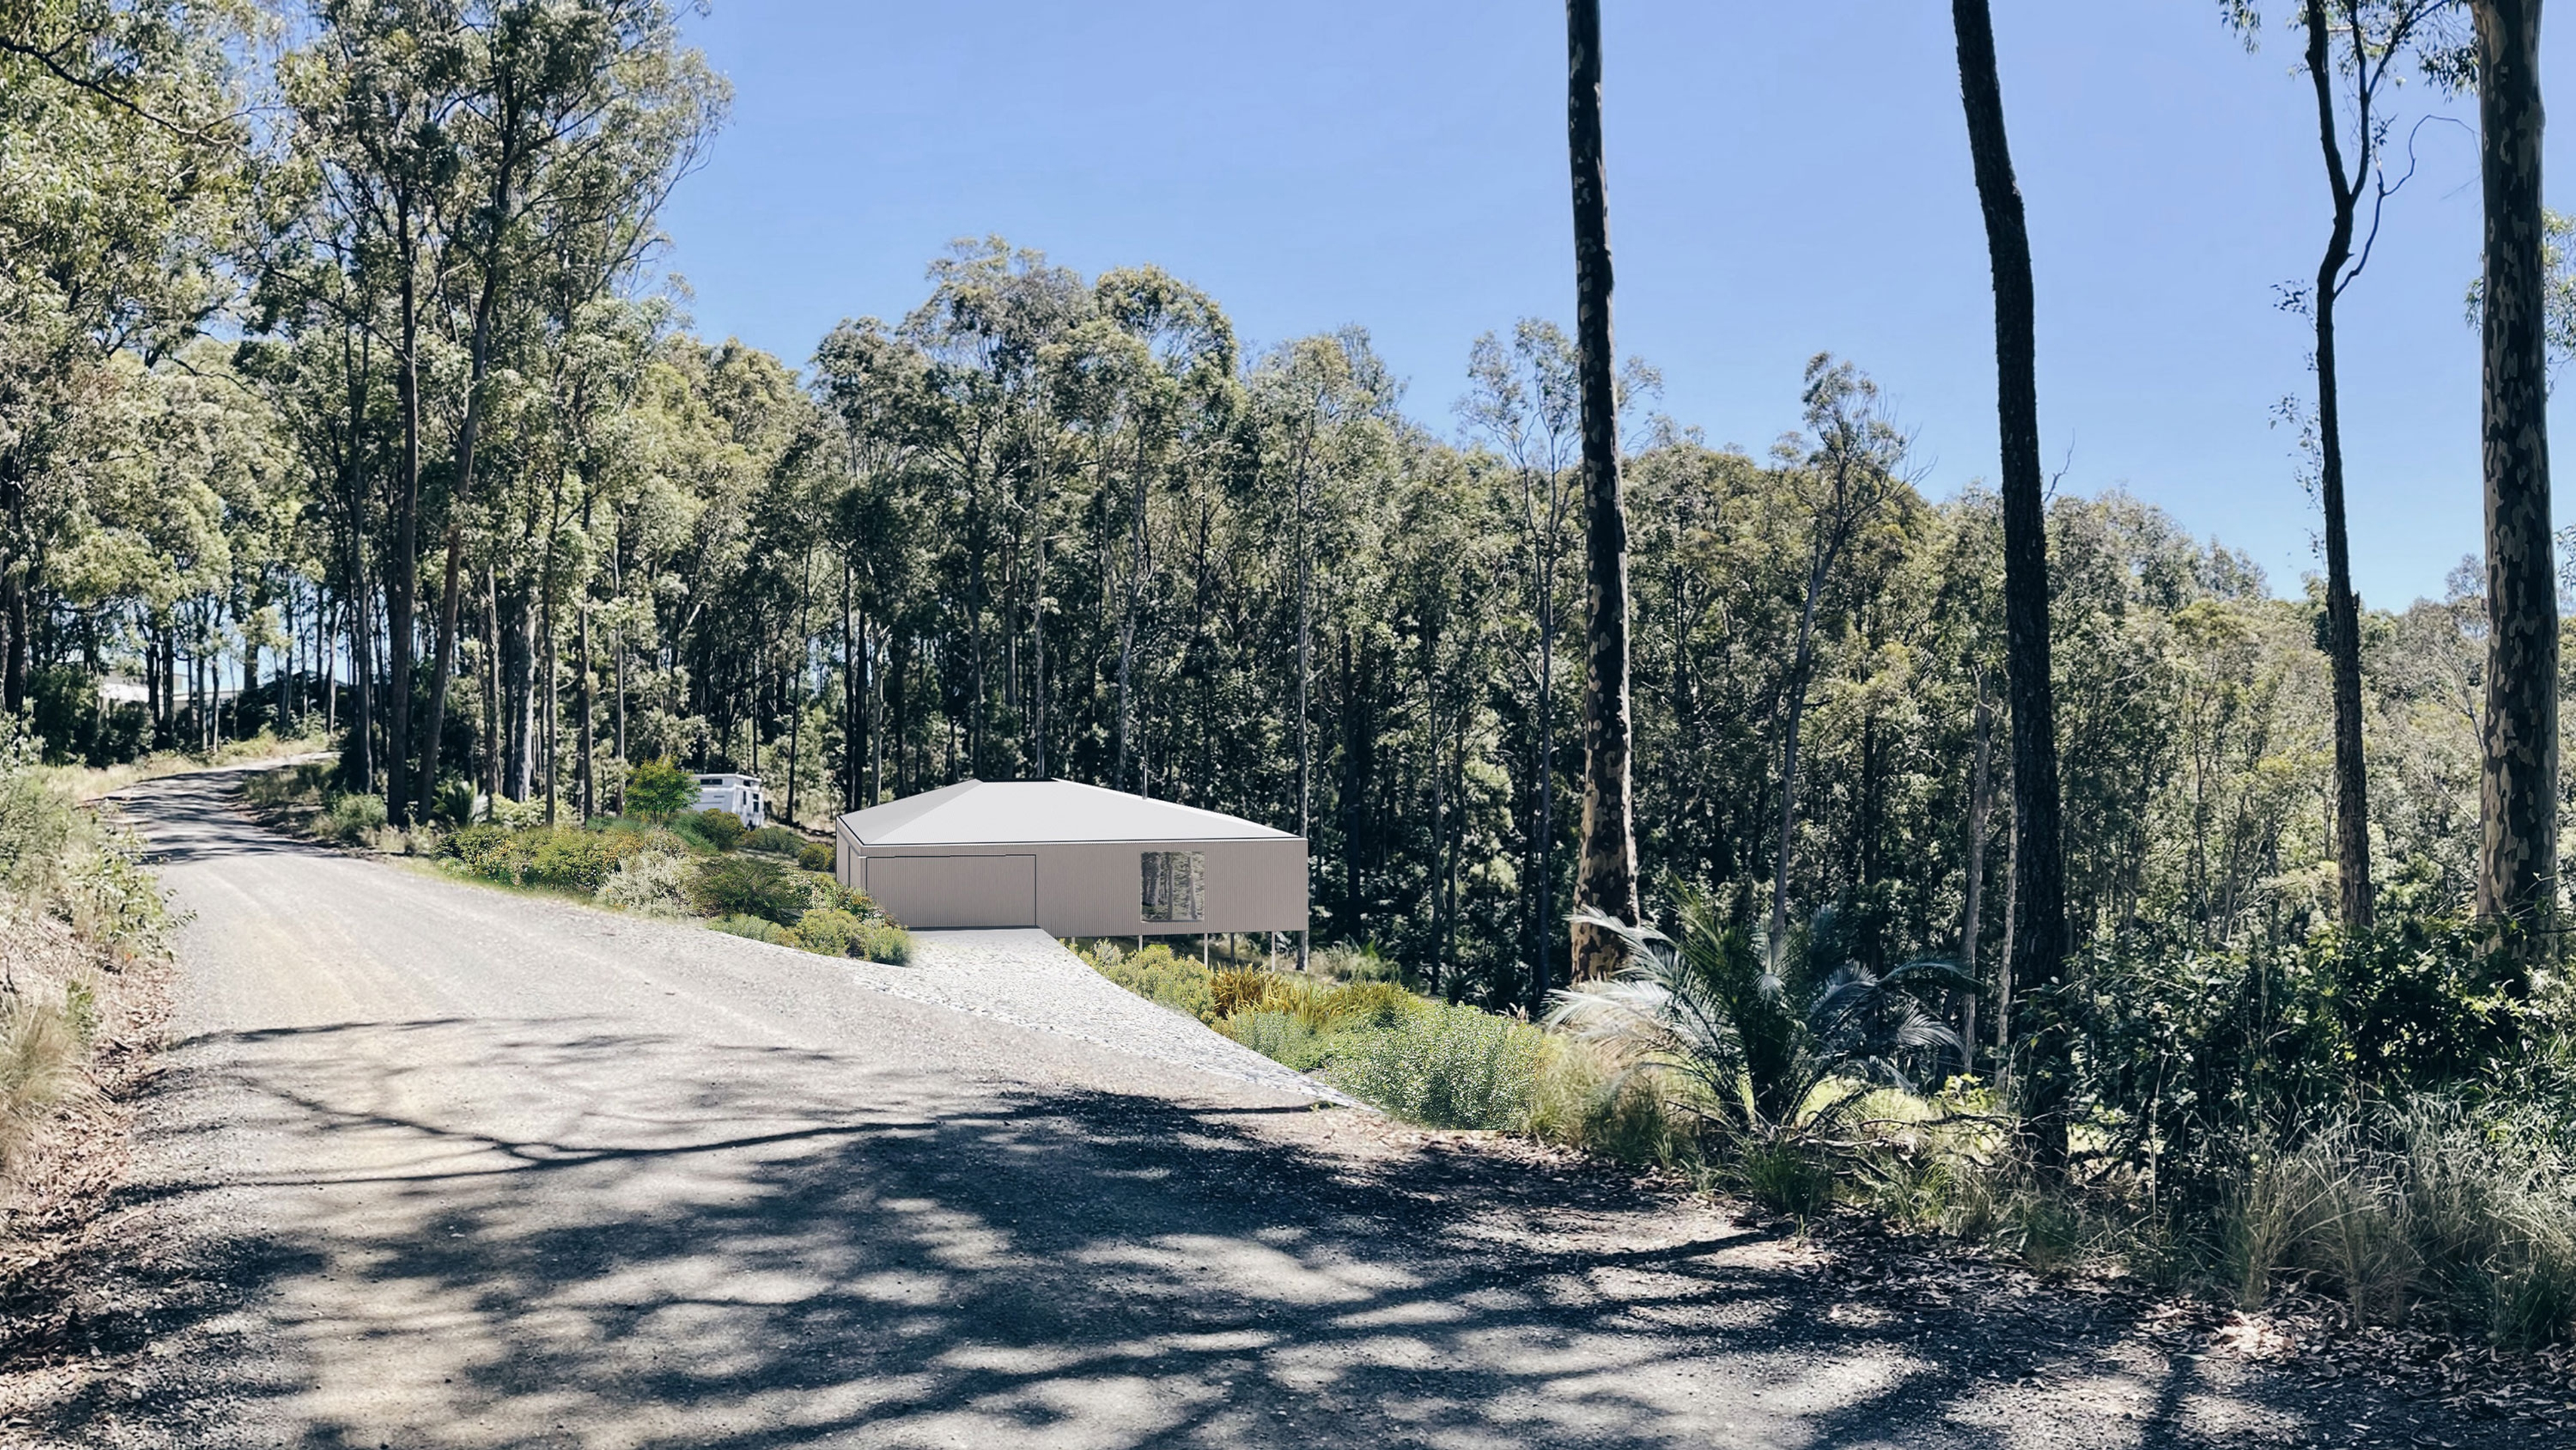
[1551,886,1966,1154]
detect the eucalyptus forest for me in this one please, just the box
[8,0,2576,1360]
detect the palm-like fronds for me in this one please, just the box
[1548,885,1969,1150]
[1809,957,1975,1091]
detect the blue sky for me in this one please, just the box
[655,1,2575,609]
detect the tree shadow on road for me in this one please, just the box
[45,1016,2469,1450]
[107,769,341,870]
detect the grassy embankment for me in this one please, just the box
[0,721,180,1255]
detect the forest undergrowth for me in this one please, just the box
[1085,902,2576,1357]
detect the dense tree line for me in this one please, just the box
[0,0,2562,1088]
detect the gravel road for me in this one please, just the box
[40,766,2533,1449]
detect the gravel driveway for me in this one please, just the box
[34,766,2530,1449]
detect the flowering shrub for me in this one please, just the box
[597,851,694,918]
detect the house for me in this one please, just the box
[833,779,1307,935]
[695,773,767,828]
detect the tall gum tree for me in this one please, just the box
[1564,0,1640,991]
[1951,0,2073,1162]
[2229,0,2471,933]
[2471,0,2557,980]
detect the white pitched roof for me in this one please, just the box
[840,780,1297,846]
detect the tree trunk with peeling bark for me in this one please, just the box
[2473,0,2558,984]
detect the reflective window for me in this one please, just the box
[1140,851,1205,923]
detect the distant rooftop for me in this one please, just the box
[840,780,1297,846]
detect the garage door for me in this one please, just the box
[862,853,1037,929]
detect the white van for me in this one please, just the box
[694,773,767,828]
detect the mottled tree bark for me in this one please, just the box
[2473,0,2559,981]
[1953,0,2073,1162]
[1564,0,1640,991]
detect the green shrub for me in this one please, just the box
[710,913,796,946]
[61,828,170,959]
[1087,942,1216,1023]
[444,822,509,869]
[448,825,526,880]
[0,726,71,907]
[526,830,623,893]
[590,818,697,855]
[62,980,97,1046]
[445,825,588,889]
[1311,941,1407,985]
[1339,1002,1544,1130]
[597,850,694,918]
[794,907,864,955]
[854,921,914,965]
[441,823,645,892]
[2065,915,2554,1214]
[741,825,804,855]
[625,758,694,820]
[488,795,549,830]
[692,809,747,851]
[1213,970,1420,1031]
[635,826,694,857]
[802,874,872,918]
[1527,1037,1696,1167]
[797,841,835,872]
[1327,980,1421,1030]
[1221,1011,1331,1072]
[324,792,388,845]
[690,855,805,923]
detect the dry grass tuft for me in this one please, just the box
[0,992,94,1180]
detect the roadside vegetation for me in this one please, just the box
[0,719,172,1209]
[1086,907,2576,1351]
[241,758,912,965]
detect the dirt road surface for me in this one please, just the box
[30,767,2532,1448]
